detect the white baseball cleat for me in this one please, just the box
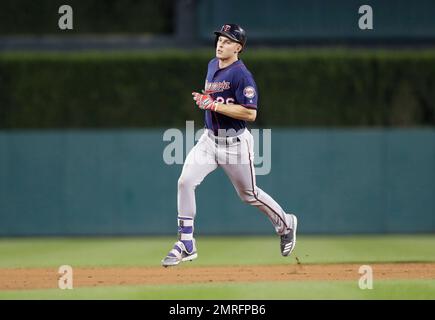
[280,214,298,256]
[161,239,198,267]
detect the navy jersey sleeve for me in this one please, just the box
[234,72,258,109]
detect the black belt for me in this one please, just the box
[208,131,241,145]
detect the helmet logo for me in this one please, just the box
[223,25,231,32]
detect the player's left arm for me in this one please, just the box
[219,74,258,122]
[192,75,258,122]
[192,92,256,122]
[214,103,257,122]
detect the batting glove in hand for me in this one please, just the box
[192,92,218,112]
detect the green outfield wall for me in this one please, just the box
[198,0,435,42]
[0,129,434,236]
[0,0,173,35]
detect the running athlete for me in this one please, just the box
[162,24,298,267]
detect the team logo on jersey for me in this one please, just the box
[205,80,231,93]
[243,86,256,99]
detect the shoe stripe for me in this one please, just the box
[169,248,182,258]
[283,242,295,254]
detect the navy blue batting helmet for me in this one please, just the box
[214,24,247,51]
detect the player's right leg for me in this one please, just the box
[162,131,218,267]
[220,130,298,257]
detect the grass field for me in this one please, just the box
[0,235,434,299]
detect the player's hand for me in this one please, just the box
[192,92,218,112]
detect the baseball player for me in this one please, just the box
[162,24,297,267]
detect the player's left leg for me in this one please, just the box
[220,130,298,256]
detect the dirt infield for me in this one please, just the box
[1,263,434,290]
